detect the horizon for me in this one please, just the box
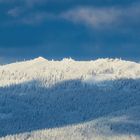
[1,56,140,66]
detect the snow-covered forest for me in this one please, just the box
[0,57,140,140]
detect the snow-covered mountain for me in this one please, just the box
[0,57,140,140]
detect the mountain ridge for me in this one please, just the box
[0,57,140,140]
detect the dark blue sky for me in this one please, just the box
[0,0,140,63]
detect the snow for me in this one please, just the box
[0,57,140,140]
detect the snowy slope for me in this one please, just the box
[0,57,140,140]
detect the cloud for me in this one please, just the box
[5,0,49,25]
[7,7,24,17]
[2,1,140,28]
[0,0,46,7]
[6,10,55,25]
[60,3,140,28]
[61,7,120,28]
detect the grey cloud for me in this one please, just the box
[7,7,24,17]
[61,7,120,28]
[60,3,140,28]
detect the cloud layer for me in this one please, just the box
[2,0,139,29]
[61,3,140,28]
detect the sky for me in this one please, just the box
[0,0,140,63]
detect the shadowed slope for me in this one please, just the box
[0,78,140,137]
